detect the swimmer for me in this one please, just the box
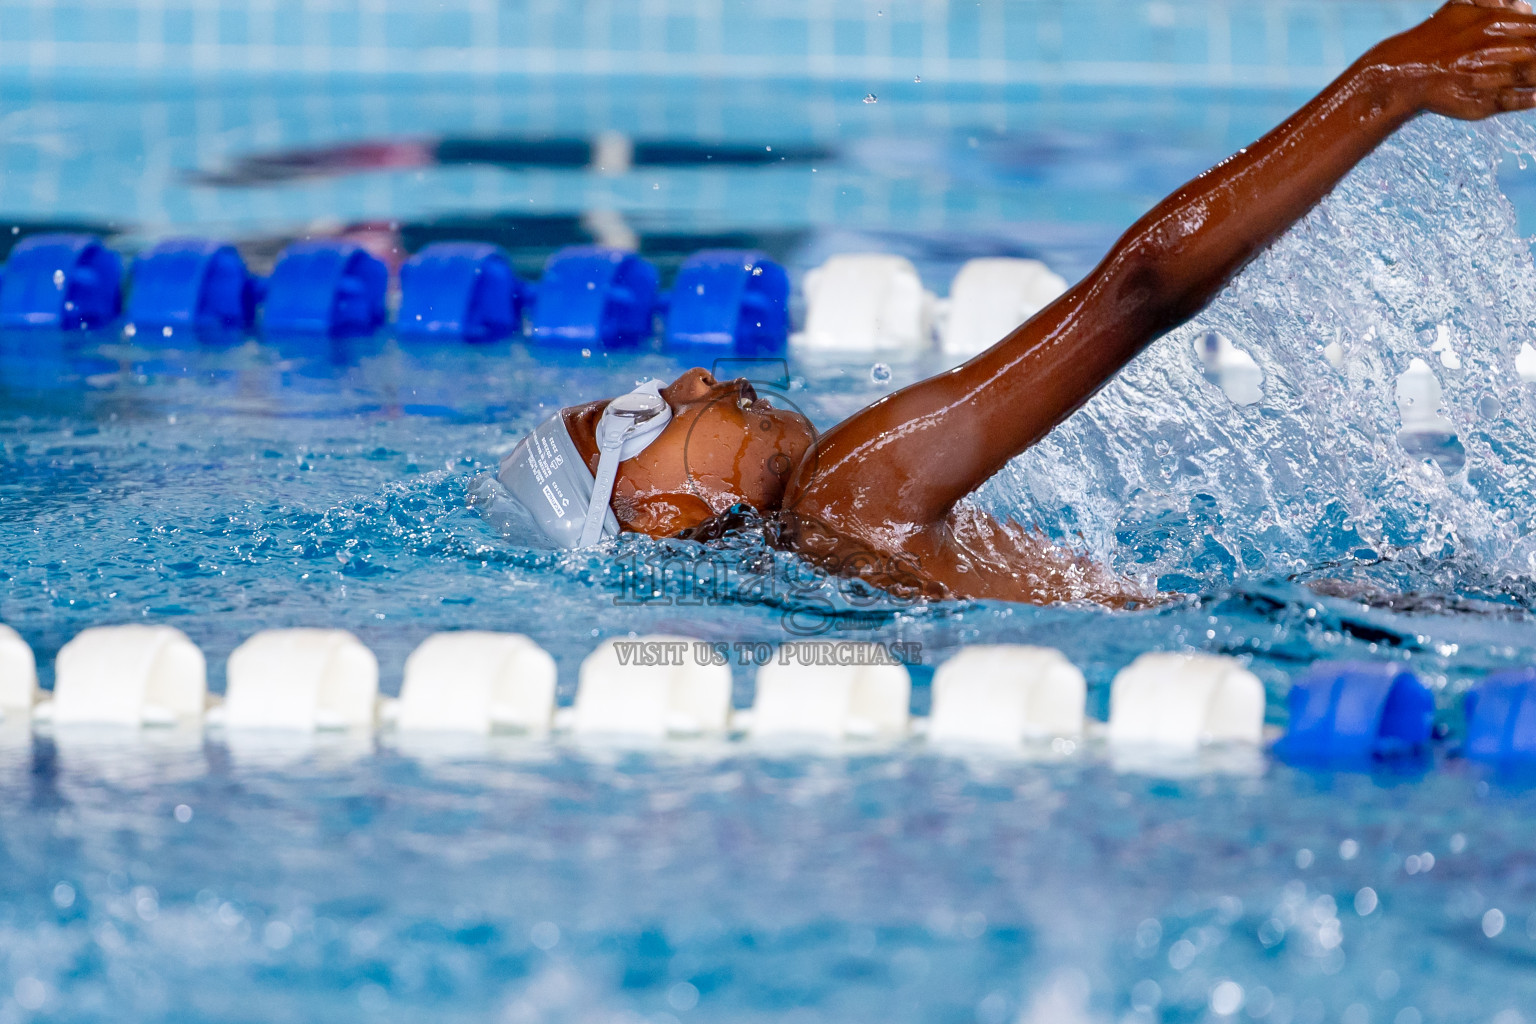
[498,0,1536,606]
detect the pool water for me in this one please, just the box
[2,740,1533,1023]
[9,4,1536,1020]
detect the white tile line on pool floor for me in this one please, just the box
[0,622,1281,761]
[0,0,1413,91]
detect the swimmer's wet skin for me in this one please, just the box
[500,0,1536,607]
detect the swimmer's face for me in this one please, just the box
[563,368,816,537]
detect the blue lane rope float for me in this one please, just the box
[127,239,258,335]
[0,238,1110,359]
[0,234,122,331]
[397,242,526,342]
[664,249,789,354]
[261,240,387,338]
[1276,661,1434,762]
[527,246,659,348]
[1462,668,1536,765]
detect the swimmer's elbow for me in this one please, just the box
[1108,233,1223,335]
[1100,239,1182,335]
[1113,214,1274,333]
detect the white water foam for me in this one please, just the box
[981,113,1536,594]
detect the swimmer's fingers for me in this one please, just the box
[1456,55,1533,84]
[1450,0,1534,12]
[1458,46,1536,68]
[1500,86,1536,109]
[1386,2,1536,118]
[1455,51,1536,86]
[1433,67,1536,117]
[1451,79,1536,115]
[1499,58,1536,86]
[1442,70,1536,116]
[1456,49,1536,92]
[1481,20,1536,38]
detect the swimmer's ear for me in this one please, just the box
[615,491,717,538]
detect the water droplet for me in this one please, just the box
[530,921,560,949]
[13,978,44,1011]
[668,982,700,1012]
[1210,980,1244,1016]
[1479,394,1504,419]
[913,75,922,83]
[1131,980,1161,1012]
[870,362,892,384]
[652,182,660,190]
[863,93,878,104]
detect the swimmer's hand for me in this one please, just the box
[1365,0,1536,119]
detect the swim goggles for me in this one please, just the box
[495,379,673,548]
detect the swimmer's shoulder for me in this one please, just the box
[774,501,1149,607]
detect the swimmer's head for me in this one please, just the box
[561,368,815,537]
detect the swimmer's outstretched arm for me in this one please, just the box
[786,0,1536,547]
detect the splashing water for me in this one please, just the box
[979,114,1536,600]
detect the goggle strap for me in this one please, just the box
[578,439,625,548]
